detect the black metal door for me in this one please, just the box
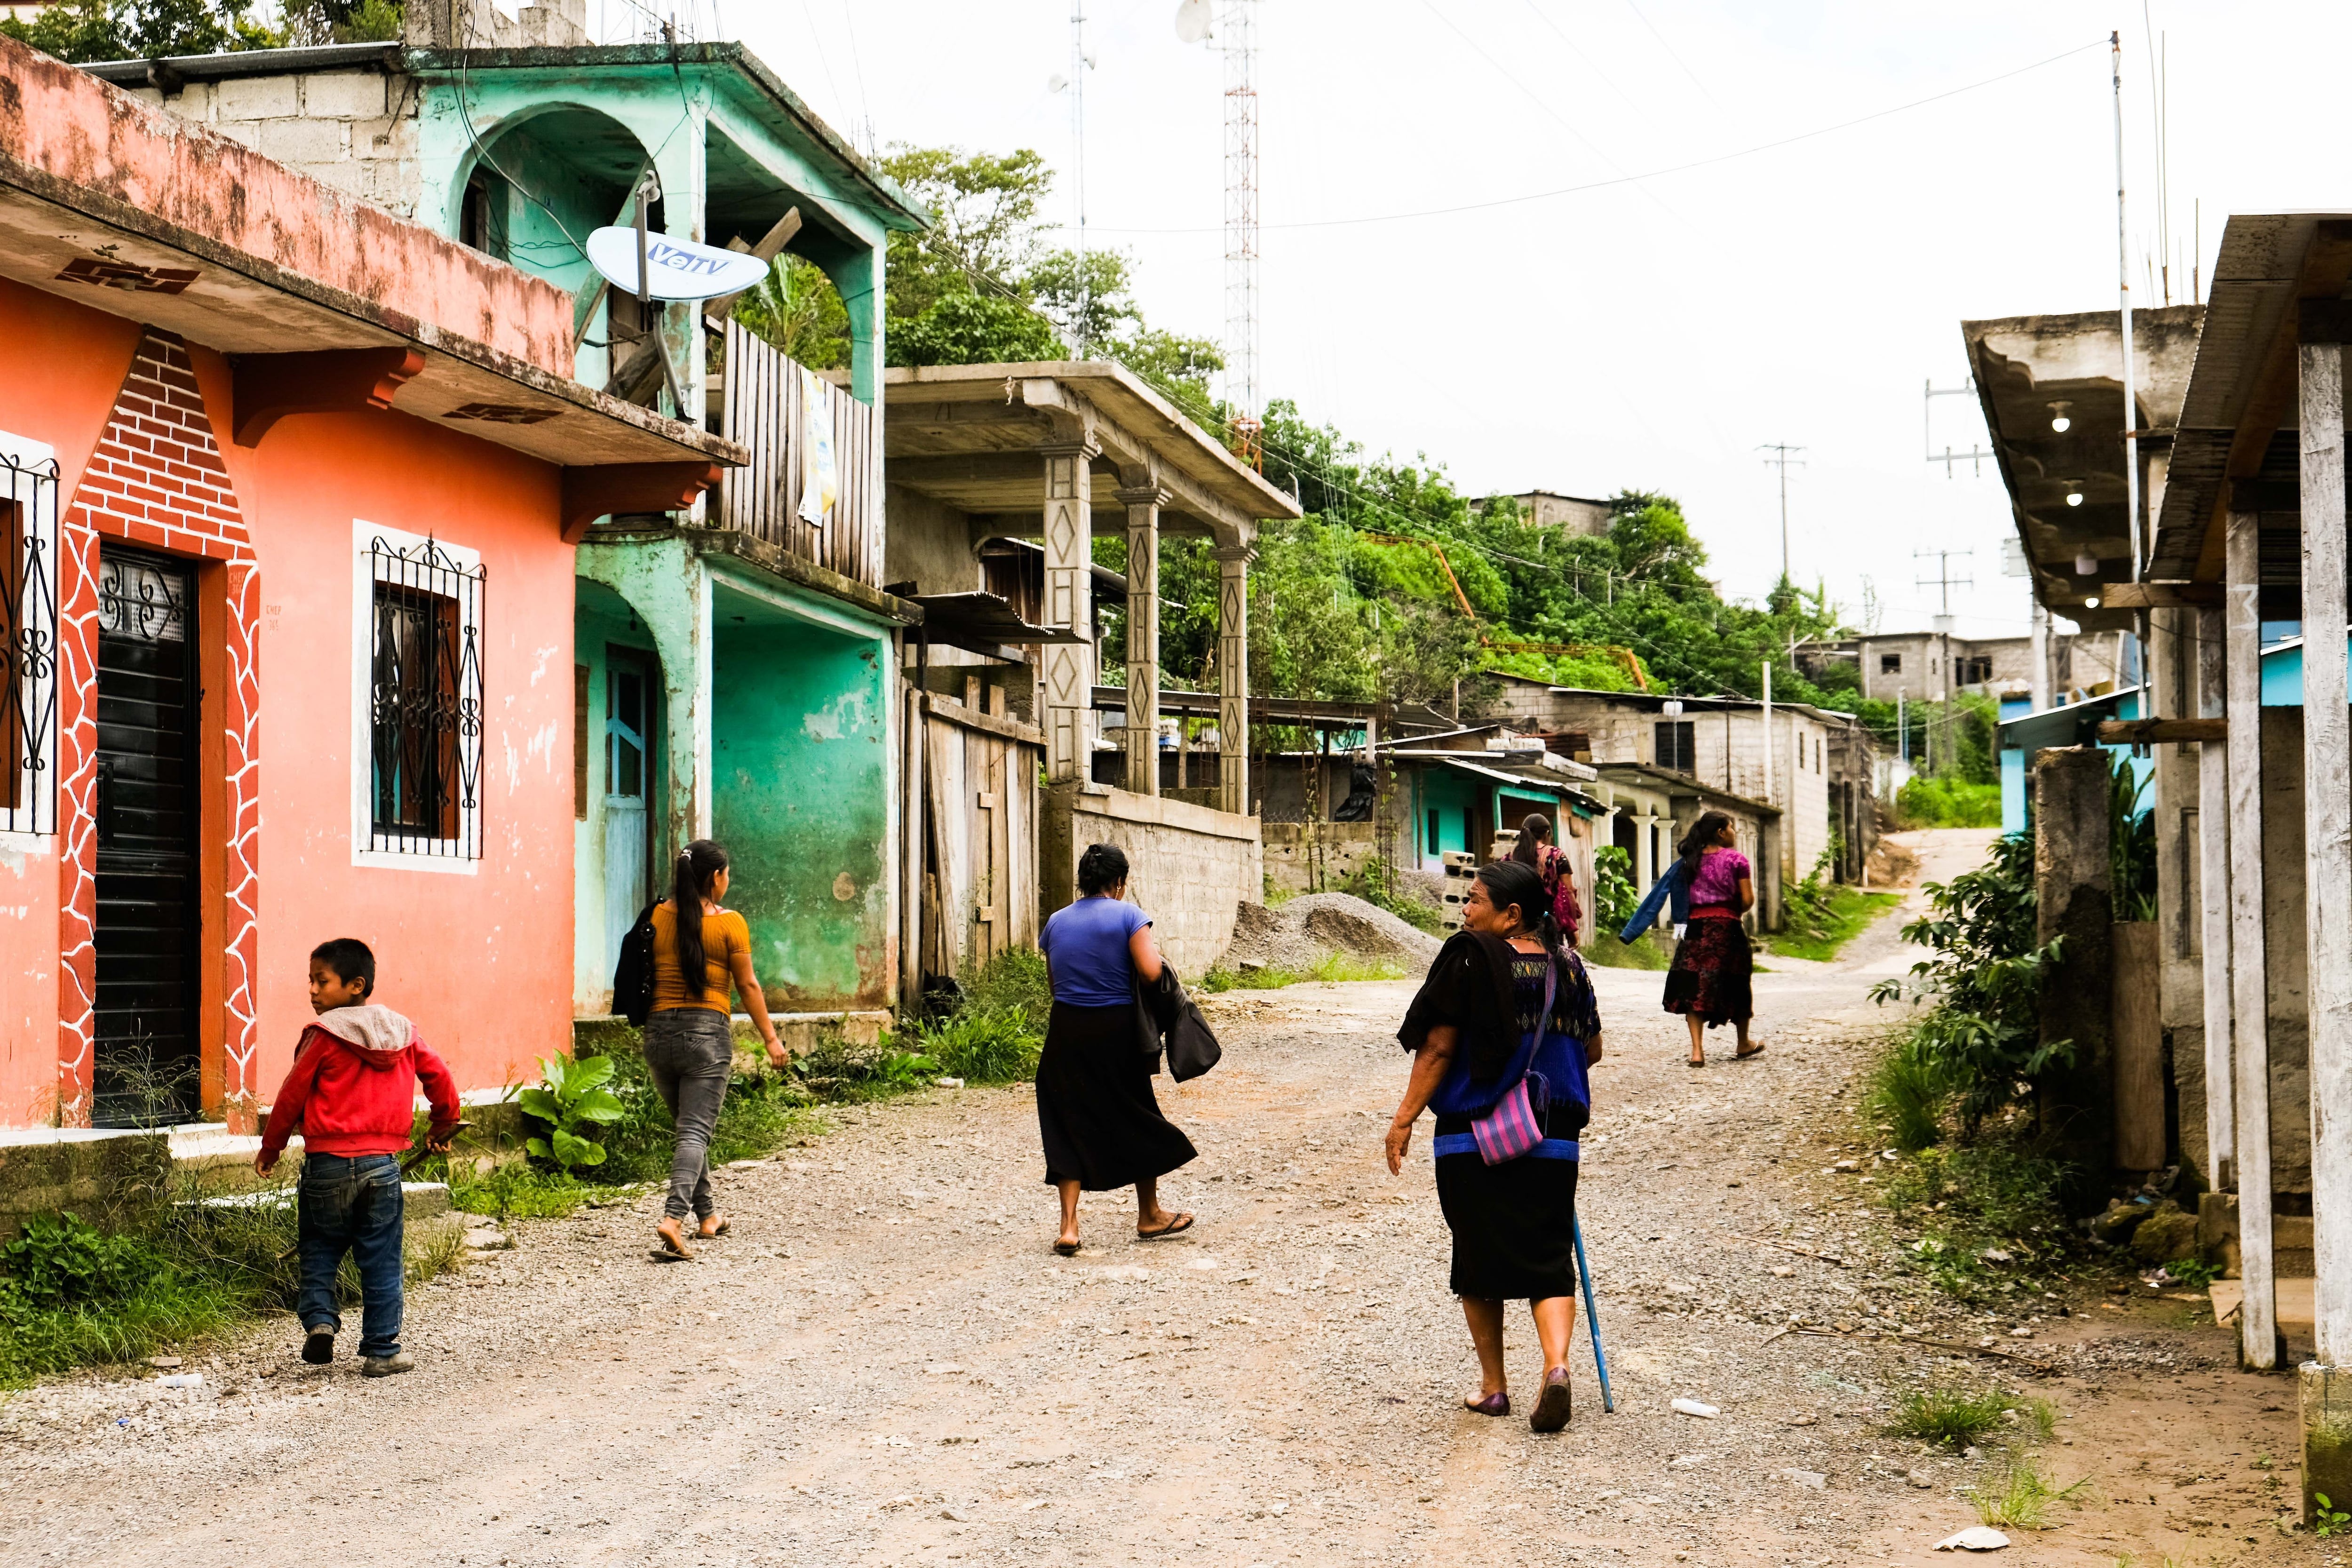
[92,547,199,1128]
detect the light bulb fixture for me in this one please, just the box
[2065,488,2084,507]
[2074,550,2098,576]
[1661,699,1684,717]
[2084,596,2102,609]
[2049,400,2074,433]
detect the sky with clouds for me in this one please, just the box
[596,1,2338,642]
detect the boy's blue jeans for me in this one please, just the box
[296,1152,405,1359]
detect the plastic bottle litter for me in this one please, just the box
[156,1373,203,1389]
[1670,1398,1718,1418]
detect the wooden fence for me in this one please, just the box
[716,320,883,588]
[916,691,1043,986]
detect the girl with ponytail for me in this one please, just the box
[644,838,785,1258]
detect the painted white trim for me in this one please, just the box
[349,518,484,873]
[0,428,57,839]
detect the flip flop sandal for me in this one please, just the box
[1136,1213,1195,1242]
[1053,1240,1081,1257]
[1734,1046,1766,1060]
[654,1228,695,1261]
[1686,1058,1707,1068]
[698,1218,731,1239]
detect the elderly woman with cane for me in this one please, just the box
[1385,859,1604,1433]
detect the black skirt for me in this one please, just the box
[1036,1001,1199,1190]
[1432,1109,1580,1301]
[1662,915,1754,1026]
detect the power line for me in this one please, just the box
[1073,36,2106,235]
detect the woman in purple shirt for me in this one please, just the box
[1661,811,1759,1066]
[1036,843,1198,1255]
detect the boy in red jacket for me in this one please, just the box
[255,938,460,1377]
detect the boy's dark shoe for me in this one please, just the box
[302,1327,335,1365]
[361,1352,414,1378]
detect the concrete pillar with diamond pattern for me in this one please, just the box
[1041,436,1099,782]
[1215,544,1253,815]
[1117,478,1166,797]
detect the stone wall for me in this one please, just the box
[1261,820,1382,897]
[1043,783,1261,978]
[122,67,423,219]
[0,1128,169,1240]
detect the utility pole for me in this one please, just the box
[2111,30,2147,685]
[1222,0,1261,465]
[1757,443,1806,587]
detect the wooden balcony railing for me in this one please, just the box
[715,320,882,589]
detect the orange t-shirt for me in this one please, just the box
[650,902,752,1013]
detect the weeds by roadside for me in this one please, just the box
[1968,1447,2093,1529]
[1768,876,1899,963]
[1337,858,1443,935]
[1200,952,1407,991]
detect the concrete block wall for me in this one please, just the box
[1043,783,1261,978]
[0,1128,169,1240]
[125,70,421,219]
[1261,820,1382,897]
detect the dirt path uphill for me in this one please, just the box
[0,847,2323,1567]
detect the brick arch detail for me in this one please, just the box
[56,328,260,1128]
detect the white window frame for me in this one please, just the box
[0,430,59,851]
[350,519,483,873]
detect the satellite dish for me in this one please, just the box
[584,226,770,302]
[1174,0,1213,43]
[1046,71,1069,93]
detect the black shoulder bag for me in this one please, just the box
[611,899,662,1027]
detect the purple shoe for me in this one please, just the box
[1529,1366,1573,1433]
[1462,1390,1510,1417]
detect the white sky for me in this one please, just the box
[610,2,2339,642]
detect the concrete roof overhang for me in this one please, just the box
[1592,761,1781,818]
[1,40,739,492]
[882,360,1305,549]
[1961,304,2203,633]
[2149,214,2352,611]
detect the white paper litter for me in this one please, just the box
[1933,1526,2011,1552]
[1670,1398,1718,1418]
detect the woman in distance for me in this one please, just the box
[1386,859,1604,1433]
[1660,811,1758,1067]
[1035,843,1198,1256]
[1510,812,1582,947]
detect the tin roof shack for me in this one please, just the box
[1479,675,1864,899]
[2122,219,2352,1490]
[1372,732,1606,946]
[1964,302,2210,1251]
[82,16,934,1026]
[0,37,735,1132]
[878,359,1301,981]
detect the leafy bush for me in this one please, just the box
[960,947,1053,1038]
[1896,775,2002,828]
[1870,832,2071,1138]
[1338,857,1443,934]
[2109,751,2157,923]
[1591,844,1639,934]
[0,1211,152,1309]
[920,1008,1041,1083]
[519,1053,627,1172]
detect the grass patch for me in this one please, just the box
[1199,952,1408,991]
[1897,775,2004,829]
[1968,1448,2092,1529]
[1584,931,1675,971]
[1767,887,1900,963]
[1865,1030,1955,1154]
[1337,858,1445,935]
[1886,1386,2016,1449]
[1877,1141,2073,1300]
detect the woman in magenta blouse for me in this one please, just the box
[1661,812,1758,1066]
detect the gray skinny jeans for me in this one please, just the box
[642,1007,734,1221]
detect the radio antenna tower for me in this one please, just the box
[1222,0,1261,465]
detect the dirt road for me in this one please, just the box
[0,832,2325,1567]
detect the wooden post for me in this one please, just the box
[2226,506,2278,1369]
[1215,544,1253,816]
[2111,922,2164,1170]
[1040,435,1099,784]
[2196,605,2235,1189]
[2301,334,2352,1438]
[900,677,926,1008]
[1117,478,1166,798]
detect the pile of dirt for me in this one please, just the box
[1221,891,1444,975]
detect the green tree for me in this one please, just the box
[1,0,283,59]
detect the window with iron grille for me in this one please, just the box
[1879,653,1902,674]
[0,444,59,837]
[1654,720,1695,775]
[362,532,484,861]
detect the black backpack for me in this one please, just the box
[611,899,661,1026]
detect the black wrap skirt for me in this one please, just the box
[1432,1108,1580,1301]
[1036,1002,1198,1190]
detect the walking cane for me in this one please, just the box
[1572,1214,1615,1413]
